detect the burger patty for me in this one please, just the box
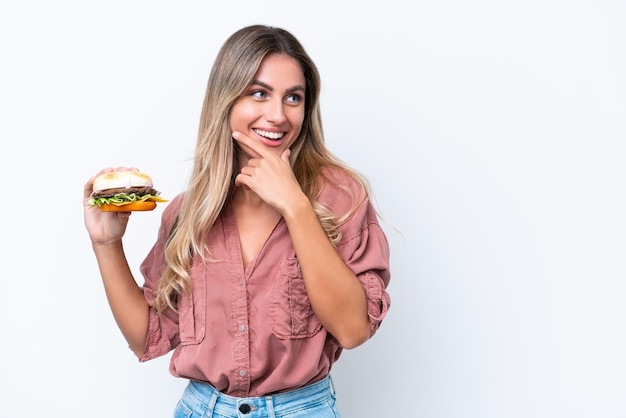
[91,186,158,199]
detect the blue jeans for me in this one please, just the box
[173,375,342,418]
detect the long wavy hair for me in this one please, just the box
[154,25,369,312]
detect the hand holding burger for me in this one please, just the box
[88,169,168,212]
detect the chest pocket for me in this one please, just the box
[178,262,207,345]
[270,258,322,339]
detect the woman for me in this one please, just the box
[84,24,391,417]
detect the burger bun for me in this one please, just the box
[93,170,153,192]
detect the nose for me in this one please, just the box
[265,98,287,124]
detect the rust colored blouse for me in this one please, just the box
[138,169,391,397]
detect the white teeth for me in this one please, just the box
[254,129,284,140]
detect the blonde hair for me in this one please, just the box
[154,25,369,312]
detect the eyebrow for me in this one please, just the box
[251,80,306,94]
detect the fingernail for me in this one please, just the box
[232,131,240,139]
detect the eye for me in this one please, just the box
[285,93,303,104]
[250,90,268,99]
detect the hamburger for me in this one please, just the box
[89,170,168,212]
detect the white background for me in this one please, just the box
[1,1,625,417]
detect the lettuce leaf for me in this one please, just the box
[89,192,168,207]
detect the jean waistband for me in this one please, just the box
[185,375,335,417]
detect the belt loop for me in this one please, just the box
[265,395,276,418]
[328,375,337,396]
[206,390,218,417]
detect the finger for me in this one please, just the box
[234,173,251,190]
[95,166,138,177]
[97,167,115,176]
[239,165,255,176]
[84,175,97,199]
[117,212,132,220]
[232,131,270,158]
[84,168,111,199]
[84,167,117,201]
[113,166,139,172]
[281,148,291,163]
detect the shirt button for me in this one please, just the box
[239,325,245,332]
[239,370,246,377]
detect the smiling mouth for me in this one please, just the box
[254,129,284,140]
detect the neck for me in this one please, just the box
[233,186,265,208]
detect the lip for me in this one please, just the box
[253,128,286,148]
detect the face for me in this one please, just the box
[230,53,306,160]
